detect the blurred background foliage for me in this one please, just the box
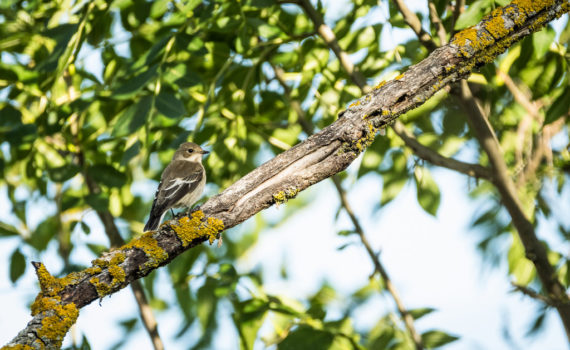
[0,0,569,348]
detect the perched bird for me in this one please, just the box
[144,142,208,232]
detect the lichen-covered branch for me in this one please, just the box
[3,0,568,348]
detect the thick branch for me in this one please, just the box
[5,1,568,347]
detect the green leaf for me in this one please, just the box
[121,140,142,166]
[380,151,408,206]
[0,104,23,128]
[414,167,440,216]
[150,0,170,18]
[0,221,20,237]
[113,64,158,99]
[85,193,110,212]
[155,92,186,119]
[197,277,218,330]
[454,0,492,30]
[233,298,269,350]
[532,27,556,60]
[47,164,80,182]
[112,95,153,137]
[9,249,26,283]
[545,88,570,125]
[421,330,459,348]
[409,307,436,320]
[278,325,335,350]
[508,233,535,285]
[87,164,127,188]
[28,217,58,251]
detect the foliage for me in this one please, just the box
[0,0,569,348]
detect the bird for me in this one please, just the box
[144,142,209,232]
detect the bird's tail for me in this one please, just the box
[144,209,166,232]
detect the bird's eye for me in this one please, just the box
[187,149,194,153]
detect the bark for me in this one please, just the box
[3,0,568,348]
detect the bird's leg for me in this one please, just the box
[170,208,175,218]
[189,205,201,214]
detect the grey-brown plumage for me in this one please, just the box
[144,142,208,232]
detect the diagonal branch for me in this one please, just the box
[391,0,570,341]
[273,64,425,349]
[4,1,568,348]
[457,80,570,340]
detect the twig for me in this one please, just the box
[331,177,425,350]
[451,0,466,36]
[390,0,437,51]
[428,1,448,45]
[391,121,492,180]
[511,282,559,307]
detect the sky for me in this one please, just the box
[1,1,569,349]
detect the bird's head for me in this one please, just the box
[173,142,209,162]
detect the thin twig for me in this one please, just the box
[391,121,492,180]
[511,282,559,307]
[331,177,425,349]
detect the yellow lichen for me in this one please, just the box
[124,232,169,269]
[108,264,126,284]
[90,276,111,296]
[171,210,224,246]
[273,188,300,205]
[29,263,79,348]
[1,345,34,349]
[36,302,79,345]
[348,100,361,108]
[373,80,386,90]
[450,0,562,65]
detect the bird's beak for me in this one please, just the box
[201,150,209,155]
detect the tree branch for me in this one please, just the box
[457,79,570,341]
[4,1,568,347]
[331,177,425,350]
[390,0,438,51]
[274,63,425,349]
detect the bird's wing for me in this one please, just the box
[156,161,204,208]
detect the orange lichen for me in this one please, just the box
[171,210,225,246]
